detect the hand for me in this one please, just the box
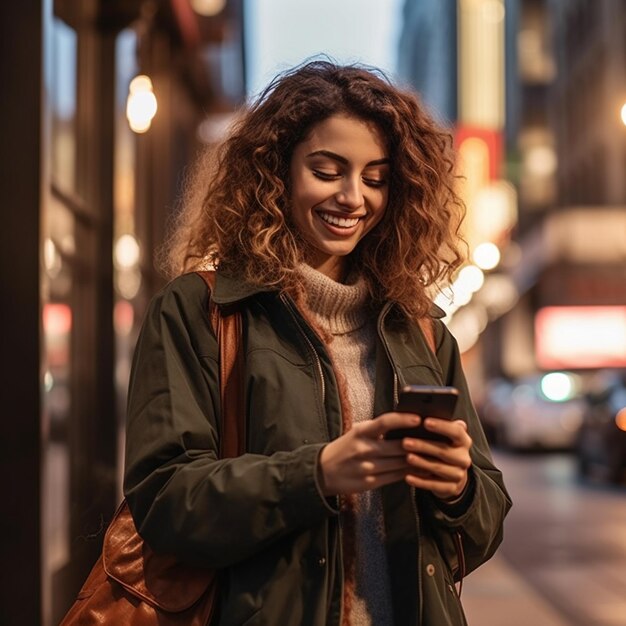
[318,412,423,496]
[401,418,472,501]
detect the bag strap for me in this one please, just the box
[196,270,245,458]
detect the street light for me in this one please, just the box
[191,0,226,16]
[126,75,158,134]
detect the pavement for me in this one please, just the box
[462,553,571,626]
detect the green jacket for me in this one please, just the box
[124,272,511,626]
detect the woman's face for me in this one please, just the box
[289,114,390,281]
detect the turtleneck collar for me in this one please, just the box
[296,263,371,335]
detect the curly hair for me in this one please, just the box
[161,59,466,319]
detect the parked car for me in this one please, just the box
[482,372,585,451]
[480,377,513,444]
[576,371,626,483]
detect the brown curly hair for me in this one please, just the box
[162,60,466,319]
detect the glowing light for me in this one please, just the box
[44,238,62,277]
[114,234,140,269]
[621,103,626,127]
[473,181,518,241]
[126,75,157,134]
[43,303,72,335]
[536,306,626,369]
[191,0,227,16]
[472,242,501,270]
[457,265,485,293]
[540,372,575,402]
[449,285,473,308]
[116,267,142,300]
[114,300,135,336]
[525,145,557,177]
[44,370,54,392]
[616,408,626,432]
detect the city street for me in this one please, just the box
[463,451,626,626]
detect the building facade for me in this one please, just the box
[1,1,245,623]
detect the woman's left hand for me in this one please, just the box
[401,418,472,501]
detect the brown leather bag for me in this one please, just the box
[60,271,243,626]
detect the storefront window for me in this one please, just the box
[41,8,77,624]
[48,16,77,193]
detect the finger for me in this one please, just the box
[361,468,412,489]
[406,453,468,482]
[422,418,472,446]
[361,412,421,440]
[357,456,414,476]
[352,436,418,461]
[401,437,471,468]
[404,473,463,499]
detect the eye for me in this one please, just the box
[313,170,340,181]
[362,177,387,188]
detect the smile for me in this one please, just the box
[318,212,361,229]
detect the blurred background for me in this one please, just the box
[2,0,626,624]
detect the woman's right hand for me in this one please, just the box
[317,413,422,496]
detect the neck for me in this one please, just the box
[307,254,347,283]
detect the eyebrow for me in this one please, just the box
[305,150,390,167]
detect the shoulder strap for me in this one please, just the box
[418,317,437,355]
[196,271,245,459]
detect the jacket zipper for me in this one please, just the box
[280,294,326,406]
[377,305,423,623]
[281,293,343,624]
[410,488,424,624]
[376,303,399,407]
[337,516,345,626]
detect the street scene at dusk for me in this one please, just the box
[3,1,626,625]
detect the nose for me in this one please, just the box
[335,176,364,211]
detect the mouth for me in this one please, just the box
[317,211,362,229]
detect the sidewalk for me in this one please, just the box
[462,554,571,626]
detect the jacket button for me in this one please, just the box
[317,557,326,566]
[426,563,436,576]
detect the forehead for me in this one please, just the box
[299,114,388,158]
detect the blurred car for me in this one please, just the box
[576,371,626,483]
[480,377,513,444]
[482,372,585,451]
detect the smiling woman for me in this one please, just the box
[289,115,390,280]
[163,61,467,320]
[125,61,511,626]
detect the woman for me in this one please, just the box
[124,60,511,626]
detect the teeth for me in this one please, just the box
[319,212,360,228]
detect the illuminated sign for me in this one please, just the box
[458,0,505,130]
[535,306,626,369]
[455,126,502,181]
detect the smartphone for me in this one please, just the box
[386,385,459,441]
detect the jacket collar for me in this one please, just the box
[429,302,446,319]
[211,270,446,319]
[211,271,273,304]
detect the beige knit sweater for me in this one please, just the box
[297,264,394,626]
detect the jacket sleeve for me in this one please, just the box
[123,273,336,569]
[422,322,512,577]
